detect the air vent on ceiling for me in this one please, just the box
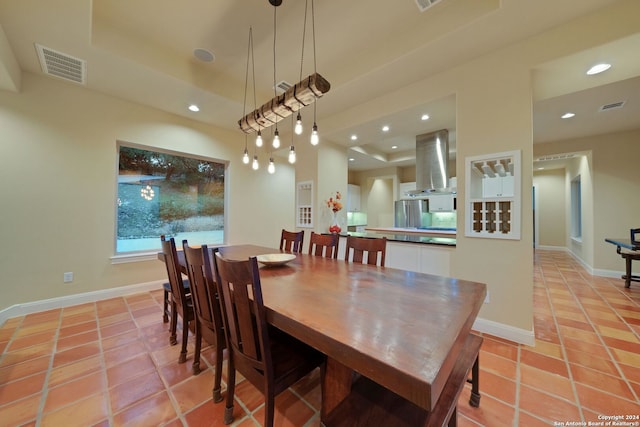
[415,0,441,12]
[35,44,86,85]
[599,101,625,112]
[535,153,577,162]
[274,80,292,94]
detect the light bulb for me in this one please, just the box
[252,155,259,170]
[310,123,319,145]
[294,113,303,135]
[256,130,263,147]
[288,146,296,164]
[242,148,249,164]
[272,129,280,149]
[268,157,275,174]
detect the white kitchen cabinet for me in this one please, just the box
[482,175,514,198]
[465,150,521,240]
[428,194,455,212]
[347,184,361,212]
[386,242,420,272]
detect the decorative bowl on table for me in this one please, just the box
[256,253,296,267]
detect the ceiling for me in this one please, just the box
[1,0,639,172]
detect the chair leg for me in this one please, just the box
[448,406,458,427]
[192,320,202,375]
[213,336,224,403]
[169,301,178,346]
[468,354,481,407]
[223,360,236,425]
[162,290,169,323]
[264,393,275,427]
[178,318,189,364]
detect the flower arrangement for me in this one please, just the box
[326,191,343,213]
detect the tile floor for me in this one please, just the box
[1,250,639,426]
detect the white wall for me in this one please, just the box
[0,73,295,311]
[533,168,567,248]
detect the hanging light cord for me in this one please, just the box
[299,0,308,82]
[242,27,253,152]
[311,0,317,124]
[273,5,278,100]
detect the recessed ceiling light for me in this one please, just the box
[561,112,575,119]
[350,135,358,141]
[382,125,390,132]
[193,48,215,63]
[391,145,398,149]
[348,158,355,162]
[421,114,430,121]
[586,63,611,75]
[188,104,200,112]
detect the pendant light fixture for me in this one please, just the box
[237,0,330,166]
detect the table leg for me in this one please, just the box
[320,358,353,423]
[625,255,632,288]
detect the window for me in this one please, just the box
[570,175,582,240]
[116,143,226,253]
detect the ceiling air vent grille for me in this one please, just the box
[274,80,292,94]
[415,0,441,12]
[599,101,625,112]
[35,44,86,85]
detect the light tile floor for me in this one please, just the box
[1,250,639,426]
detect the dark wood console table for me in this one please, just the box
[605,229,640,288]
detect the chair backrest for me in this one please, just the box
[160,236,190,309]
[631,228,640,245]
[344,235,387,266]
[280,229,304,253]
[308,232,339,259]
[213,252,272,377]
[182,241,224,335]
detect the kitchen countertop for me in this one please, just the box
[365,226,457,236]
[340,231,456,247]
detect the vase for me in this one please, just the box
[329,211,341,234]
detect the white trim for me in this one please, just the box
[0,280,164,327]
[593,268,625,279]
[567,249,593,275]
[110,252,159,264]
[536,245,567,252]
[473,317,535,346]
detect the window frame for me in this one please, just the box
[113,141,228,260]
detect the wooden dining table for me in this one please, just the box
[164,244,486,424]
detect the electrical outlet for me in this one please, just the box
[63,272,73,283]
[484,291,490,304]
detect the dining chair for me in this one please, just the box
[213,251,325,427]
[344,235,387,266]
[279,229,304,253]
[182,241,227,399]
[160,235,190,324]
[160,236,195,364]
[308,231,339,259]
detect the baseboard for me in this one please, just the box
[0,280,164,327]
[473,317,535,346]
[536,245,567,252]
[593,268,624,279]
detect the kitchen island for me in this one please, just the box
[334,229,455,276]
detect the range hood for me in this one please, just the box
[410,129,451,195]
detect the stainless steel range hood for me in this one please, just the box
[410,129,450,194]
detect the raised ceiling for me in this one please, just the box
[1,0,639,171]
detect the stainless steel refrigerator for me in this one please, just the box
[394,199,427,228]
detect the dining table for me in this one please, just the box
[162,243,486,424]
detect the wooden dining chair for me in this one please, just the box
[160,235,190,324]
[308,231,339,259]
[160,236,195,364]
[344,235,387,266]
[182,242,227,400]
[213,251,325,427]
[280,229,304,253]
